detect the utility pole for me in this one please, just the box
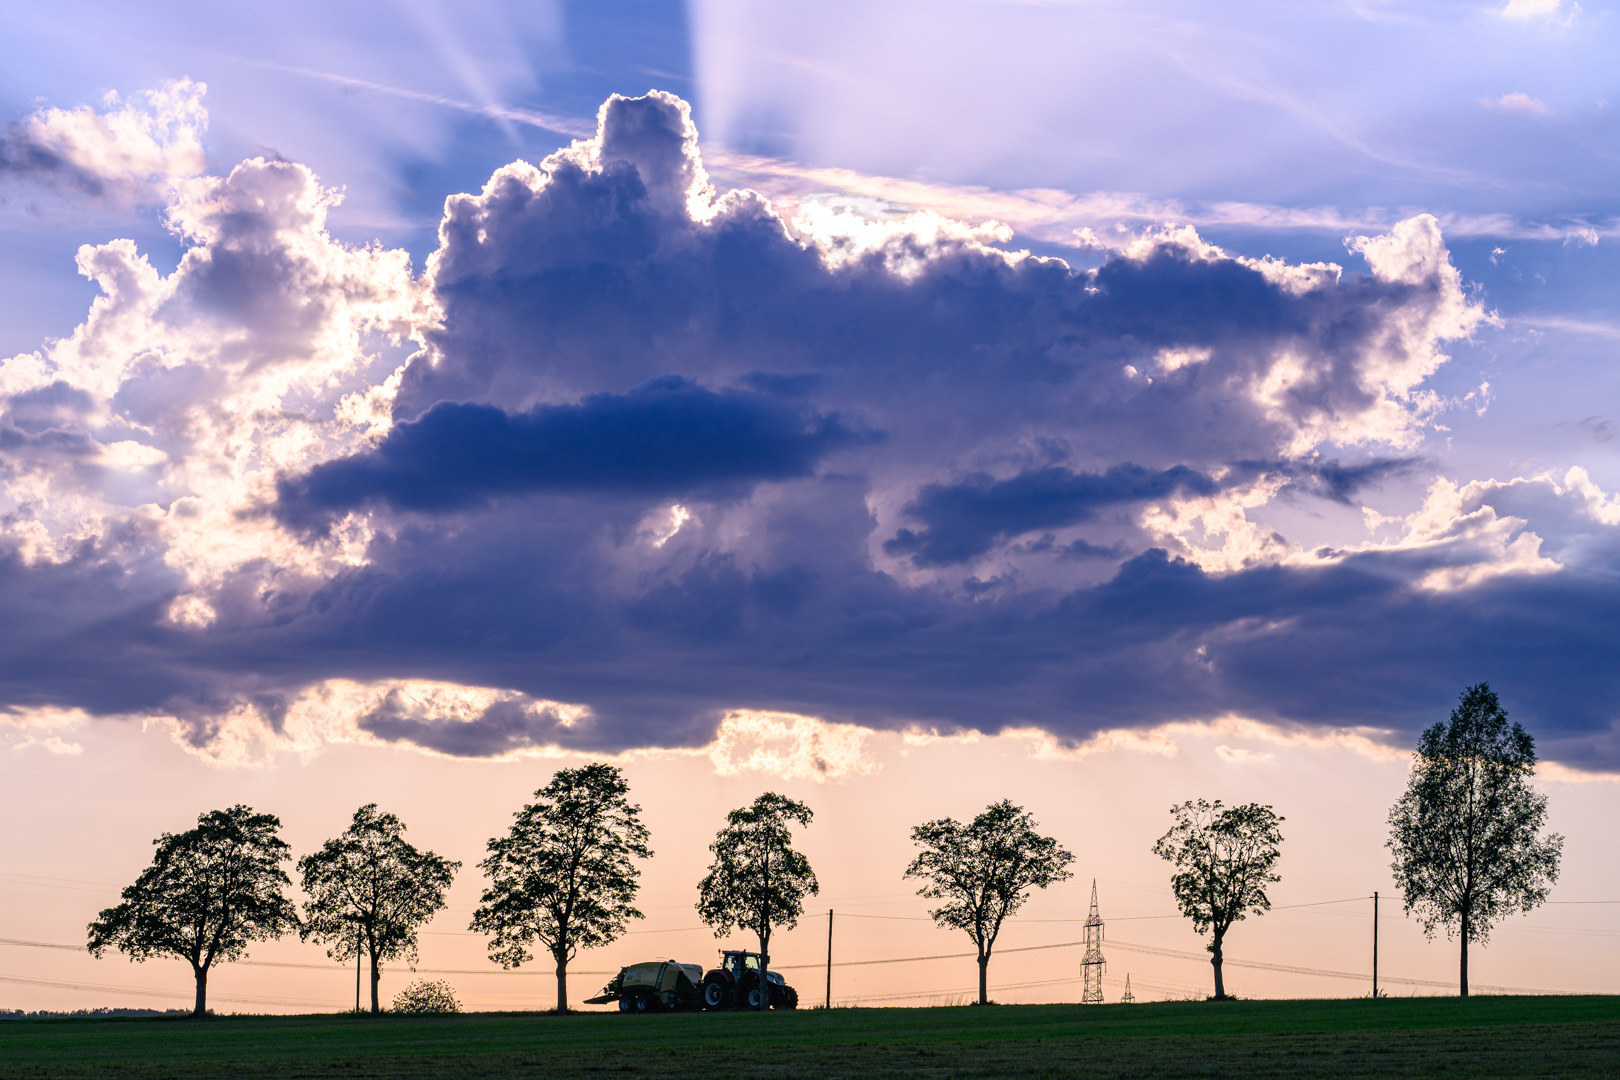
[825,908,833,1010]
[1081,880,1105,1004]
[1372,891,1379,999]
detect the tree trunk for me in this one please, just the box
[977,951,989,1006]
[370,949,381,1014]
[555,952,569,1014]
[1459,915,1470,998]
[1211,930,1227,1000]
[192,964,208,1018]
[759,930,771,1013]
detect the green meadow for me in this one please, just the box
[3,996,1618,1079]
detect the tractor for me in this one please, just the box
[584,949,800,1011]
[699,949,799,1010]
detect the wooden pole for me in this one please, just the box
[825,909,833,1010]
[1372,891,1379,999]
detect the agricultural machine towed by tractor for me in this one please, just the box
[585,950,800,1012]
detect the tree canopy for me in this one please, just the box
[298,804,460,1013]
[86,805,298,1016]
[903,799,1074,1005]
[1153,798,1283,999]
[696,792,819,1011]
[470,763,652,1013]
[1388,682,1563,996]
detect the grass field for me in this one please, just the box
[3,997,1618,1079]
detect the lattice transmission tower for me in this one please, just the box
[1081,878,1105,1004]
[1121,974,1135,1003]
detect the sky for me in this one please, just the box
[2,0,1618,1012]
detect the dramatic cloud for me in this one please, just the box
[3,86,1618,772]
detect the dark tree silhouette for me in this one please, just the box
[697,792,818,1012]
[86,805,298,1017]
[1388,682,1563,997]
[471,763,652,1013]
[298,804,460,1013]
[1153,799,1283,999]
[904,799,1074,1005]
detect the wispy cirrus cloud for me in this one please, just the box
[1485,91,1552,116]
[254,63,1616,247]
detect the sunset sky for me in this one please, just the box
[2,0,1618,1012]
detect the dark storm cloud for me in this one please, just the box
[174,535,1619,768]
[1279,456,1422,504]
[276,376,876,524]
[355,693,580,758]
[884,463,1223,566]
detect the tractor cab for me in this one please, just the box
[720,950,762,981]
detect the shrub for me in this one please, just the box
[392,979,461,1014]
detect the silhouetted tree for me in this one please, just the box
[1153,799,1283,999]
[298,804,460,1013]
[471,763,652,1013]
[1388,683,1563,997]
[697,793,818,1012]
[86,805,298,1017]
[904,799,1074,1005]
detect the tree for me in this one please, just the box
[86,805,298,1017]
[1153,799,1284,999]
[470,763,652,1013]
[1387,683,1563,997]
[903,800,1074,1005]
[696,792,819,1012]
[298,804,460,1014]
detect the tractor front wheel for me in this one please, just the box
[778,986,799,1010]
[701,978,728,1010]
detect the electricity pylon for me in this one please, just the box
[1121,974,1135,1003]
[1081,879,1105,1004]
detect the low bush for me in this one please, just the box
[392,979,461,1014]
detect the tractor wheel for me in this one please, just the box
[778,986,799,1010]
[701,978,728,1010]
[617,995,634,1013]
[746,985,763,1009]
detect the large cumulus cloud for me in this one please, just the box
[3,87,1618,771]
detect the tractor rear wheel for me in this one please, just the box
[701,978,728,1010]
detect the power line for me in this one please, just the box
[1105,939,1577,995]
[0,973,340,1009]
[838,976,1077,1005]
[0,939,617,978]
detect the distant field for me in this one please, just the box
[3,996,1618,1079]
